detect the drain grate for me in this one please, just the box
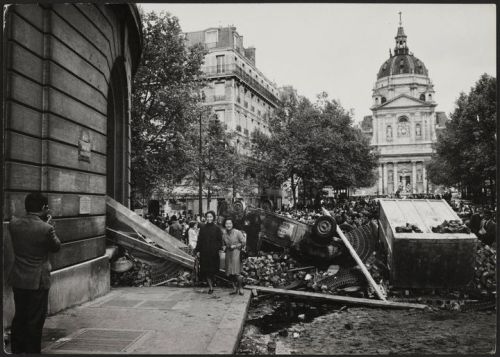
[50,328,147,353]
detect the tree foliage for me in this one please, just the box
[251,88,378,206]
[428,73,496,202]
[130,10,206,204]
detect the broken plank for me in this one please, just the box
[106,228,194,270]
[106,196,190,256]
[244,285,427,310]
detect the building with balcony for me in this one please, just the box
[168,26,283,211]
[359,18,447,196]
[185,26,280,155]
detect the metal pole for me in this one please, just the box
[198,112,203,217]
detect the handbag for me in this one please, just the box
[479,220,487,235]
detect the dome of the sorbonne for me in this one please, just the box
[376,24,429,79]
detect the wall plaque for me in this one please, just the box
[78,131,91,162]
[79,196,91,215]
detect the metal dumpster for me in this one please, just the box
[378,199,478,288]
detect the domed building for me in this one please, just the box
[361,17,447,195]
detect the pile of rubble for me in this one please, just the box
[467,243,496,298]
[110,249,194,287]
[242,253,302,288]
[432,220,471,234]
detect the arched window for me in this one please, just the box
[381,96,387,104]
[397,116,410,137]
[419,93,426,101]
[415,123,422,137]
[386,125,393,140]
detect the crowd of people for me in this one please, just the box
[140,194,496,296]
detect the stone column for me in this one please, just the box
[423,164,427,193]
[378,164,383,194]
[412,161,417,193]
[393,162,398,193]
[383,163,388,194]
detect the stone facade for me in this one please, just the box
[361,20,446,195]
[2,4,141,325]
[185,26,279,156]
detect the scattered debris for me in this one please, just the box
[431,220,471,234]
[395,223,422,233]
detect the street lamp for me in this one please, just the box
[198,91,205,217]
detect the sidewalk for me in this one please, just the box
[41,286,250,354]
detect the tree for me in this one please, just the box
[130,10,206,206]
[251,88,378,207]
[428,74,496,204]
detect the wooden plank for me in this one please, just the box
[51,12,110,77]
[50,236,106,270]
[10,72,43,109]
[48,88,107,134]
[53,215,106,243]
[106,228,194,270]
[48,140,106,175]
[10,12,44,56]
[47,167,106,194]
[52,4,112,62]
[12,4,44,30]
[4,131,41,164]
[5,162,41,191]
[4,192,106,220]
[48,114,106,154]
[244,285,428,310]
[9,41,43,83]
[50,61,107,113]
[5,101,43,137]
[106,197,191,255]
[322,207,386,301]
[51,37,108,94]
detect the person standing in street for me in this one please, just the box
[8,192,61,353]
[187,221,199,250]
[194,211,222,294]
[222,217,246,295]
[168,215,183,241]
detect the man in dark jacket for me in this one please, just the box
[168,215,183,241]
[9,192,61,353]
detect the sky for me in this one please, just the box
[140,3,496,123]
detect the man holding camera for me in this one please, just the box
[8,192,61,353]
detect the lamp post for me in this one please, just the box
[198,91,205,218]
[198,111,203,217]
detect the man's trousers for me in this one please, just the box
[11,287,49,353]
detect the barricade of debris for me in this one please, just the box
[110,248,195,287]
[242,241,496,312]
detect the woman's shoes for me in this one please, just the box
[238,291,244,296]
[208,289,214,294]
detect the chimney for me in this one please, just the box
[244,47,256,64]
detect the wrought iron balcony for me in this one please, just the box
[201,63,279,106]
[213,95,226,102]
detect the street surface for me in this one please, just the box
[40,286,250,354]
[238,298,496,354]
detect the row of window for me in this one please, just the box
[214,53,277,95]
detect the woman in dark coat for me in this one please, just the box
[194,211,222,294]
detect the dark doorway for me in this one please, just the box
[107,58,129,206]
